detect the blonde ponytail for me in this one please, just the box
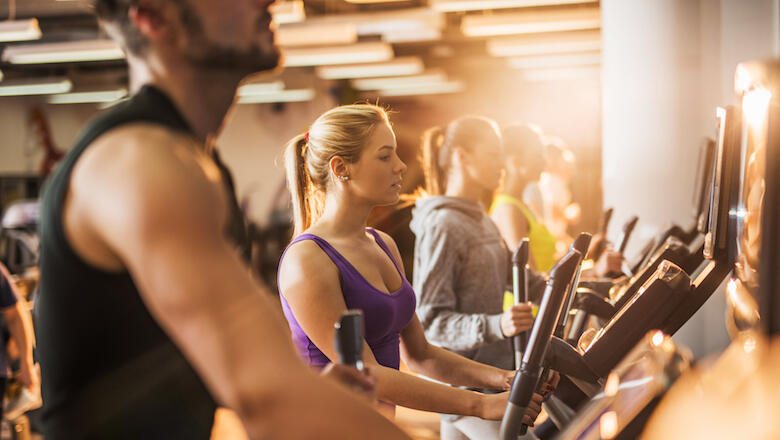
[284,134,311,237]
[421,125,447,196]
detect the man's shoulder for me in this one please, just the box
[69,123,226,236]
[92,123,196,158]
[79,124,216,192]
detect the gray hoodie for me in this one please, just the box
[410,196,546,372]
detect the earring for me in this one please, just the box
[338,175,350,182]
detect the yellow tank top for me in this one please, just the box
[490,193,557,272]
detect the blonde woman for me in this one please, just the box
[277,104,543,423]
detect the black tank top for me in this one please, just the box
[36,85,246,439]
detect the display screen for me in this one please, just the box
[705,106,740,262]
[575,371,656,439]
[734,88,770,296]
[559,335,676,440]
[704,109,727,259]
[693,138,716,230]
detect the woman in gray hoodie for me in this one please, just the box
[410,116,548,440]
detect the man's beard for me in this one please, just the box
[178,4,281,77]
[185,41,280,76]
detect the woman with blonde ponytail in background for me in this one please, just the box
[277,104,543,424]
[411,116,553,440]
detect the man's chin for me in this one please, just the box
[190,45,281,77]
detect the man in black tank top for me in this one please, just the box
[35,1,409,439]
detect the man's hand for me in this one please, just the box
[320,363,377,404]
[500,303,534,338]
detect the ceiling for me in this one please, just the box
[0,0,602,100]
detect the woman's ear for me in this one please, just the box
[507,155,524,174]
[329,156,350,181]
[451,145,469,170]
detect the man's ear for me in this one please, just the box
[128,0,171,42]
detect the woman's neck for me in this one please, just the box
[444,174,485,203]
[502,172,531,198]
[313,192,374,240]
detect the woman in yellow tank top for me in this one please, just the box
[490,123,557,272]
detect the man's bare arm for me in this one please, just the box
[68,125,409,440]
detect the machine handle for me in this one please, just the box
[616,215,639,254]
[570,232,593,256]
[334,310,365,371]
[599,207,614,236]
[501,250,581,440]
[512,239,531,369]
[557,233,591,336]
[589,208,614,261]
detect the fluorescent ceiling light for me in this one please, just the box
[237,88,315,104]
[0,78,72,96]
[276,22,357,47]
[271,1,305,24]
[48,89,128,104]
[282,42,393,67]
[432,0,596,12]
[316,56,423,79]
[237,81,285,96]
[0,19,42,42]
[351,71,448,90]
[2,39,125,64]
[383,27,441,43]
[377,81,464,97]
[508,52,600,69]
[299,8,443,37]
[487,29,601,57]
[461,7,601,37]
[521,66,600,81]
[355,9,442,35]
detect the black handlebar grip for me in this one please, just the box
[600,207,614,235]
[334,310,364,370]
[590,208,614,261]
[558,233,591,334]
[616,216,639,253]
[512,239,531,368]
[512,239,530,267]
[570,232,593,257]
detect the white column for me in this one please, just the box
[601,0,704,252]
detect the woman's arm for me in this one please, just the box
[410,225,510,351]
[400,315,513,391]
[377,231,515,390]
[278,240,509,420]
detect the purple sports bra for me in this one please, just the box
[279,228,416,371]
